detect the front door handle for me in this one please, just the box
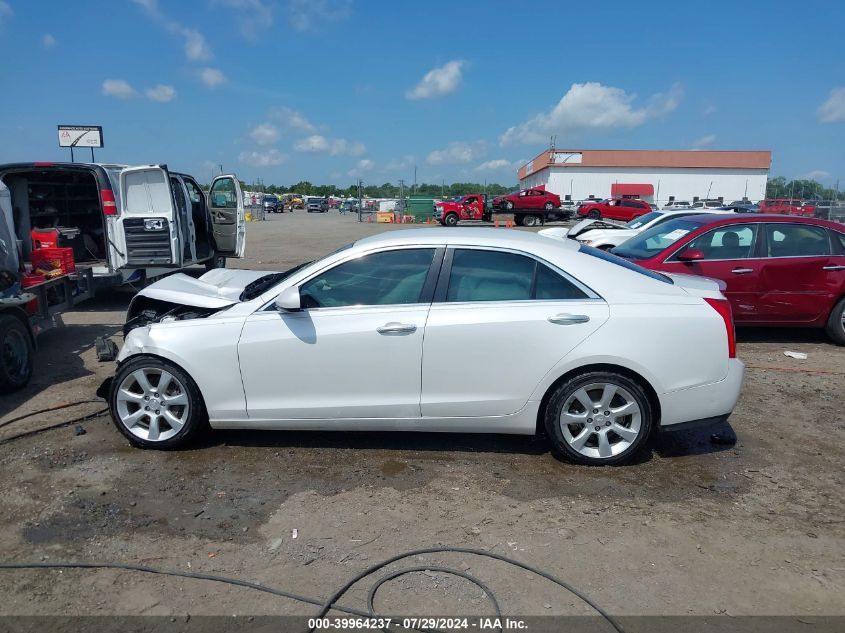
[822,265,845,271]
[731,268,754,274]
[548,314,590,325]
[377,322,417,335]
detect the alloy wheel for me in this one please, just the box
[559,382,642,459]
[115,368,191,442]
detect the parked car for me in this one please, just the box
[263,194,280,213]
[99,228,743,465]
[341,199,359,214]
[541,209,732,250]
[434,193,492,225]
[692,199,724,210]
[306,197,329,213]
[758,199,814,216]
[611,214,845,343]
[577,198,651,222]
[663,201,692,209]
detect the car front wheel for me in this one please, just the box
[443,213,459,227]
[505,200,514,210]
[588,210,601,219]
[110,357,207,449]
[544,372,653,465]
[825,297,845,345]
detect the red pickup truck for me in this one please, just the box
[434,194,491,226]
[758,199,815,216]
[577,197,651,222]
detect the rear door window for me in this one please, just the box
[445,249,588,302]
[765,224,830,257]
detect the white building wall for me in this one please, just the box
[520,166,769,205]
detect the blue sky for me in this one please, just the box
[0,0,843,187]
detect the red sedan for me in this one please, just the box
[492,187,560,211]
[577,197,652,222]
[610,215,845,343]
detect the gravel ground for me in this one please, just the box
[0,211,842,623]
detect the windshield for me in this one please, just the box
[625,211,662,229]
[612,218,705,260]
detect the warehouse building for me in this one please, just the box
[517,149,772,206]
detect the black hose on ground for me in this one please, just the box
[0,407,108,446]
[0,399,104,430]
[0,549,625,633]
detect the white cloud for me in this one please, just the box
[690,134,716,149]
[270,106,317,132]
[407,60,465,100]
[199,67,226,87]
[101,79,137,99]
[347,159,375,177]
[145,84,176,102]
[132,0,214,62]
[817,87,845,123]
[0,1,12,25]
[249,123,280,145]
[474,159,515,172]
[212,0,273,40]
[294,134,365,156]
[42,33,57,49]
[287,0,351,31]
[239,149,287,167]
[385,155,416,171]
[703,104,717,116]
[427,141,484,165]
[800,170,831,181]
[500,82,684,146]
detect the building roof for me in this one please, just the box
[518,149,772,180]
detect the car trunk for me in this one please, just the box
[2,167,107,266]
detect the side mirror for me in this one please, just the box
[274,286,301,311]
[677,248,705,262]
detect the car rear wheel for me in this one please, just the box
[522,214,539,227]
[443,213,459,227]
[825,297,845,345]
[588,210,601,219]
[0,315,33,394]
[110,357,207,449]
[544,372,653,465]
[544,202,554,210]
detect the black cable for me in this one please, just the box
[0,399,103,430]
[0,408,108,446]
[0,549,625,633]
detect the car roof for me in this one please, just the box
[676,213,844,230]
[355,227,581,251]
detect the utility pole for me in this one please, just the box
[413,166,417,194]
[398,179,406,214]
[218,164,223,175]
[357,178,363,223]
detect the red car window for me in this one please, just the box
[765,224,830,257]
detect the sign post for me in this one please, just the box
[57,125,104,162]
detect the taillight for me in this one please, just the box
[704,298,736,358]
[101,189,117,216]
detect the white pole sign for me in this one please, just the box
[57,125,104,148]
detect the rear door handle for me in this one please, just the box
[548,314,590,325]
[822,265,845,271]
[731,268,754,274]
[377,322,417,335]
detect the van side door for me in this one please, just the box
[208,175,246,258]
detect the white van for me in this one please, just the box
[0,162,246,288]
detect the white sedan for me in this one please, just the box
[539,209,733,250]
[101,228,744,465]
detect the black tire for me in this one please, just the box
[443,213,459,227]
[205,254,226,271]
[505,200,514,211]
[513,215,524,226]
[0,315,33,394]
[588,210,601,219]
[543,371,653,466]
[522,214,539,227]
[109,356,208,450]
[482,213,492,222]
[825,297,845,345]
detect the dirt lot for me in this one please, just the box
[0,211,842,624]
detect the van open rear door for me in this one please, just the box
[114,166,182,269]
[208,174,246,258]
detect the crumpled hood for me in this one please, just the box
[136,268,278,309]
